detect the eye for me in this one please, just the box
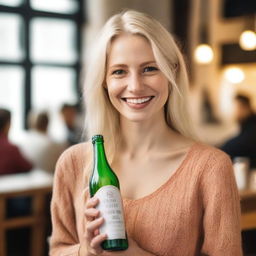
[111,69,125,75]
[143,66,158,73]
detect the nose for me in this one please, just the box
[127,72,144,93]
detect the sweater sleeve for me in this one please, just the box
[49,150,81,256]
[200,152,242,256]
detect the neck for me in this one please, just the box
[118,112,179,157]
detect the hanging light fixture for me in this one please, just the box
[239,30,256,50]
[224,67,245,84]
[194,0,214,64]
[194,44,214,64]
[239,14,256,51]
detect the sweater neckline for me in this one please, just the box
[123,142,198,204]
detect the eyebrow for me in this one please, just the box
[108,60,157,69]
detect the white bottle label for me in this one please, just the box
[95,185,126,239]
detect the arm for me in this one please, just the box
[49,152,81,256]
[200,153,243,256]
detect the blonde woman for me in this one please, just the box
[50,10,242,256]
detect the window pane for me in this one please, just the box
[32,66,78,141]
[30,0,78,14]
[0,0,23,6]
[0,66,24,141]
[30,18,77,64]
[0,13,24,61]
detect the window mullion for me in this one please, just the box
[23,0,32,129]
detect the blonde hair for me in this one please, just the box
[84,10,197,177]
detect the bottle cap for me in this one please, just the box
[92,134,104,144]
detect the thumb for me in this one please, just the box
[82,186,90,202]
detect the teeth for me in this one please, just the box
[126,97,151,104]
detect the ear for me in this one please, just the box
[173,63,178,71]
[168,82,173,94]
[102,76,108,89]
[103,82,108,90]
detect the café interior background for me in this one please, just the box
[0,0,256,146]
[0,0,256,255]
[0,0,256,145]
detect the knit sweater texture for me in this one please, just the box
[50,142,242,256]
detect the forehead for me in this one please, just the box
[107,33,155,65]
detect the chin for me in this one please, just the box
[121,113,152,123]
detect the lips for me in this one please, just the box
[121,96,154,109]
[122,96,154,103]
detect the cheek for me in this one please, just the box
[106,80,124,101]
[153,77,169,96]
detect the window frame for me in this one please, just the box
[0,0,84,128]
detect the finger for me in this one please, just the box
[82,187,89,201]
[85,197,99,209]
[82,187,91,209]
[85,208,100,218]
[94,228,100,236]
[86,217,104,233]
[90,233,107,252]
[85,208,100,222]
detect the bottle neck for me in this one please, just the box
[93,141,108,173]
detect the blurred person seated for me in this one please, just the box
[221,94,256,169]
[19,110,65,173]
[0,108,32,251]
[0,108,33,175]
[221,94,256,255]
[60,103,83,146]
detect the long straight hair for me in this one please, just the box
[84,10,197,180]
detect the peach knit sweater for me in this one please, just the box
[50,142,242,256]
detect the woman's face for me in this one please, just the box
[106,34,169,123]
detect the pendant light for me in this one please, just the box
[239,14,256,51]
[194,0,214,64]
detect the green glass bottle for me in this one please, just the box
[89,135,128,251]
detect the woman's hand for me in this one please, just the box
[80,188,107,256]
[80,188,155,256]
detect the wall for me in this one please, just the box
[189,0,256,123]
[83,0,172,62]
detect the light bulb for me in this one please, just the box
[224,67,245,84]
[239,30,256,51]
[194,44,214,64]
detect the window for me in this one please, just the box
[30,18,77,63]
[0,13,24,61]
[0,0,24,7]
[0,1,84,142]
[0,66,24,139]
[30,0,78,14]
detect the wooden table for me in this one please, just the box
[240,189,256,230]
[0,169,53,256]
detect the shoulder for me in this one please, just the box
[55,142,92,179]
[3,140,23,155]
[191,143,236,191]
[188,142,233,176]
[191,142,231,164]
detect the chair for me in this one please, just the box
[0,170,53,256]
[240,189,256,230]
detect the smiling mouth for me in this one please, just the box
[121,96,154,104]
